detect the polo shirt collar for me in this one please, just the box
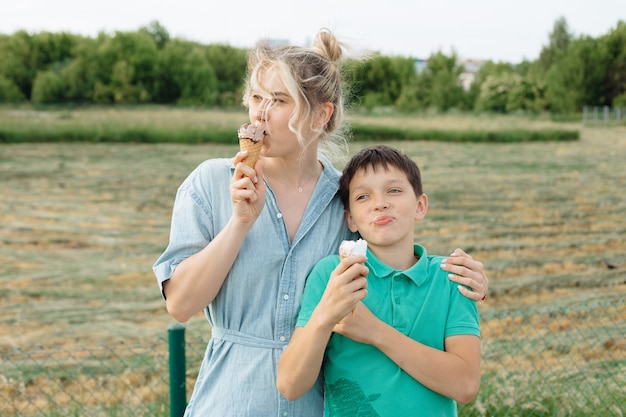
[365,244,429,286]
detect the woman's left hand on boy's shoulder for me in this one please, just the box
[441,248,488,301]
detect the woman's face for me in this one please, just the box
[247,69,302,160]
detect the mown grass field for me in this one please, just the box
[0,109,624,416]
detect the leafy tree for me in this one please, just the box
[426,51,465,111]
[613,92,626,107]
[395,81,427,112]
[203,44,248,107]
[29,31,77,69]
[59,37,100,103]
[538,16,573,71]
[601,20,626,106]
[362,56,396,108]
[111,60,140,103]
[1,18,621,112]
[31,68,66,103]
[154,39,218,105]
[467,61,514,110]
[545,35,609,111]
[0,75,25,102]
[139,21,170,49]
[345,54,416,110]
[152,39,186,103]
[400,51,464,112]
[534,16,611,111]
[513,59,533,77]
[507,75,548,112]
[475,74,512,112]
[474,71,548,113]
[176,49,218,105]
[0,31,36,99]
[90,31,159,103]
[0,31,79,100]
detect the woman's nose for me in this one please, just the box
[251,99,269,122]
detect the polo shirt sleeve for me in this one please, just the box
[296,255,340,328]
[445,284,481,338]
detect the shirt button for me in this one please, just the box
[277,213,283,219]
[283,294,289,300]
[279,335,286,342]
[282,412,288,417]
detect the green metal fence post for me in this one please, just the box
[168,322,186,417]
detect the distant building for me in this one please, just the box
[414,57,485,90]
[414,58,428,74]
[267,38,290,48]
[458,58,486,91]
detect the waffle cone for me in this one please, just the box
[239,138,263,168]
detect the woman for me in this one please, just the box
[153,29,488,416]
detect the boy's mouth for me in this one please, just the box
[372,216,392,226]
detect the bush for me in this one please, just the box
[475,75,511,112]
[612,91,626,107]
[0,75,26,102]
[31,70,66,104]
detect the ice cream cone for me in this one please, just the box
[339,239,368,316]
[339,239,368,258]
[239,138,263,168]
[238,123,264,168]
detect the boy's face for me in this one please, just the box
[345,165,428,252]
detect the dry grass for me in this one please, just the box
[0,106,246,131]
[1,120,624,348]
[0,112,624,415]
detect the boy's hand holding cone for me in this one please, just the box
[339,239,368,316]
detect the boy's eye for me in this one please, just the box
[355,194,368,201]
[389,188,402,194]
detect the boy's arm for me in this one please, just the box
[276,323,333,401]
[334,304,481,404]
[277,256,368,401]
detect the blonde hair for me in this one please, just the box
[242,29,350,163]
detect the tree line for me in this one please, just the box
[1,19,624,113]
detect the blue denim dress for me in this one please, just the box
[154,156,355,417]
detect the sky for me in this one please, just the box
[1,0,624,64]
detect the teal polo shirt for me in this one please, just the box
[296,244,480,417]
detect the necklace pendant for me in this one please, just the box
[297,186,303,193]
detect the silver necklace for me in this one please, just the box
[266,174,314,193]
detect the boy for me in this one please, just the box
[277,145,481,416]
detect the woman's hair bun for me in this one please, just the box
[311,28,344,65]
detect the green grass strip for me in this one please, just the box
[0,126,238,144]
[0,124,580,144]
[350,124,580,143]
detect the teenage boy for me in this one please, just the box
[277,145,481,417]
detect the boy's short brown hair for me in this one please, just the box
[340,145,423,209]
